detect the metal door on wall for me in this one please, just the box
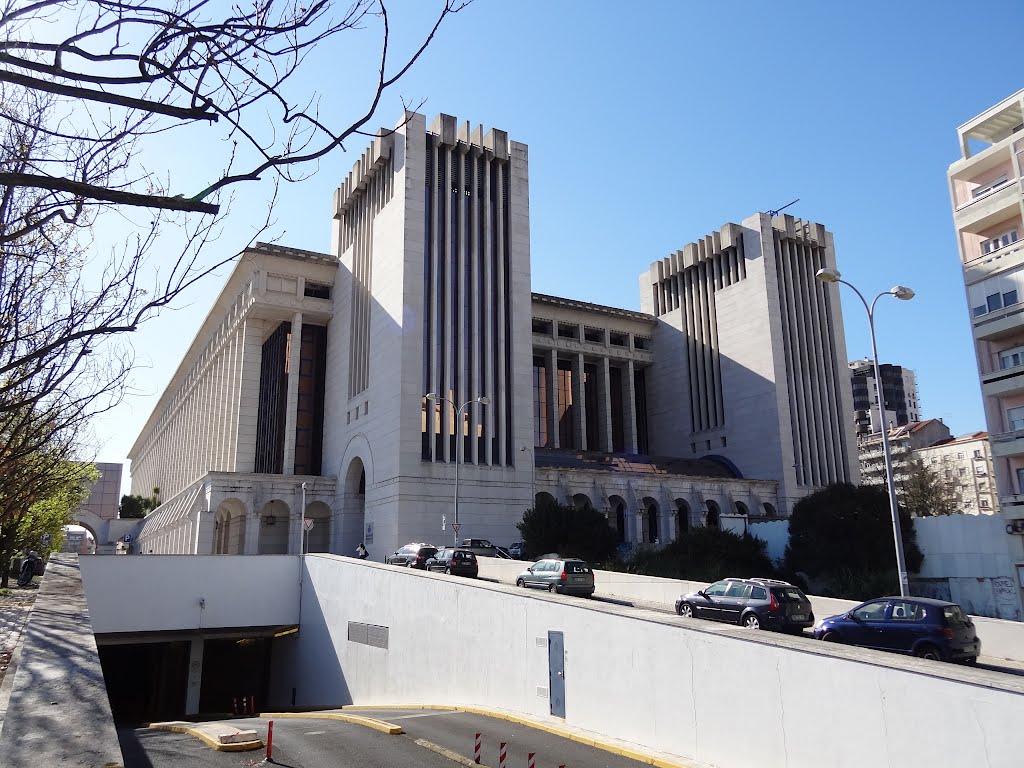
[548,630,565,718]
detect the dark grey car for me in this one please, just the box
[674,577,814,632]
[386,543,437,568]
[515,558,595,596]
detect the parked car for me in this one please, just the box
[515,558,595,597]
[508,541,527,560]
[813,596,981,663]
[386,543,437,569]
[674,577,814,632]
[459,538,499,557]
[425,547,478,578]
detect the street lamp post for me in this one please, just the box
[425,393,491,547]
[520,445,536,508]
[815,267,915,597]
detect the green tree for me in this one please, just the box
[615,527,775,583]
[898,458,960,517]
[784,483,924,599]
[118,487,162,519]
[517,499,619,564]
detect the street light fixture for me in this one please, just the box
[520,445,536,509]
[425,393,491,547]
[815,266,915,597]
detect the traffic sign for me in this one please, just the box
[303,518,314,531]
[40,533,51,544]
[123,533,133,543]
[451,522,461,537]
[442,514,446,531]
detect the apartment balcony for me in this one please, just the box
[982,362,1024,397]
[964,239,1024,284]
[953,178,1020,232]
[999,493,1024,511]
[989,428,1024,457]
[973,301,1024,342]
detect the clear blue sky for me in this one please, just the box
[91,0,1024,495]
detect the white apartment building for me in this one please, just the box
[848,359,921,436]
[947,87,1024,604]
[915,432,998,515]
[126,111,856,557]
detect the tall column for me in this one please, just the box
[282,312,303,474]
[600,358,614,451]
[184,638,204,715]
[546,348,559,449]
[573,353,587,450]
[624,360,639,454]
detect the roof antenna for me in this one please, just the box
[765,198,800,217]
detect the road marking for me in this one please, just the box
[304,730,327,735]
[415,737,492,768]
[370,711,457,720]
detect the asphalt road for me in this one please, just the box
[118,711,657,768]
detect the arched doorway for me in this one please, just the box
[572,494,593,513]
[608,495,627,543]
[342,458,366,555]
[763,502,777,517]
[258,500,290,554]
[674,498,690,539]
[705,500,720,529]
[535,492,557,511]
[735,501,749,516]
[304,501,332,553]
[214,499,246,554]
[642,497,659,543]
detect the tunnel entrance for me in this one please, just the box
[98,641,190,724]
[199,637,272,716]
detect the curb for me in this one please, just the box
[147,721,264,752]
[259,710,404,734]
[341,704,692,768]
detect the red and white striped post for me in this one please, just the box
[499,742,507,768]
[266,720,274,762]
[527,752,535,768]
[474,732,481,764]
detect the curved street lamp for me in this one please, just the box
[816,266,915,597]
[425,393,491,547]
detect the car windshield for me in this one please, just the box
[943,605,970,625]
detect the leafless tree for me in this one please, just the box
[0,0,467,422]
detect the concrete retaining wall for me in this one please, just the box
[282,554,1024,768]
[79,554,300,633]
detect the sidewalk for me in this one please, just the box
[0,587,38,731]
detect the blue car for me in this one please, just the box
[813,596,981,663]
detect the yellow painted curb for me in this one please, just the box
[259,710,404,735]
[146,722,263,752]
[340,704,694,768]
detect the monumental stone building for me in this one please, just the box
[128,111,857,557]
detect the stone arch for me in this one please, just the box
[735,500,749,516]
[214,498,247,554]
[763,502,778,518]
[642,496,659,543]
[71,509,108,549]
[705,499,721,529]
[535,491,557,510]
[337,454,367,556]
[572,493,594,513]
[304,500,332,553]
[608,494,627,543]
[258,499,290,554]
[674,498,690,538]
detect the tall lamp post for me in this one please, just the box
[815,267,915,597]
[425,393,491,547]
[520,445,536,509]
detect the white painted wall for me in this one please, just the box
[79,555,299,634]
[278,554,1024,768]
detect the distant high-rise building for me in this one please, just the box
[848,359,920,436]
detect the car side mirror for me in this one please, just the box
[527,567,534,573]
[697,590,707,598]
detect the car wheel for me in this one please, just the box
[678,603,694,619]
[516,578,525,587]
[962,656,978,666]
[444,566,451,574]
[914,644,943,661]
[741,613,762,630]
[821,632,841,643]
[548,583,557,593]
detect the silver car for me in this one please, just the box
[515,558,595,597]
